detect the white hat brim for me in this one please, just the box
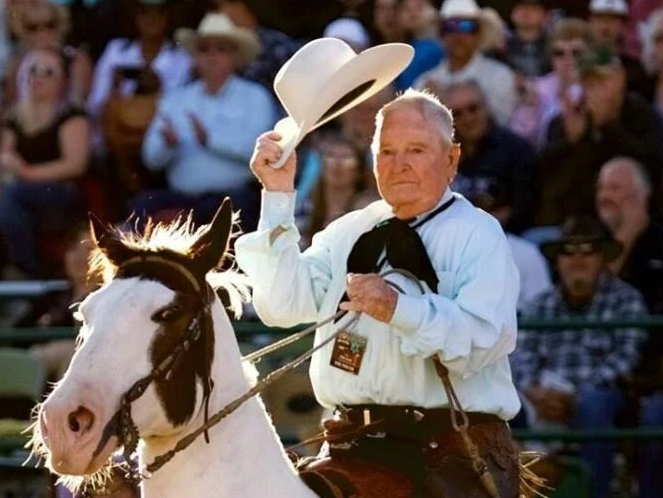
[175,27,260,65]
[271,43,414,168]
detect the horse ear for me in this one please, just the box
[191,198,233,271]
[88,213,133,266]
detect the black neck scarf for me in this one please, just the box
[339,197,456,310]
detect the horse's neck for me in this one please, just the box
[139,299,316,498]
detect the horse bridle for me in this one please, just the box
[92,255,215,479]
[87,254,357,489]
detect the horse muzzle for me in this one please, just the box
[39,395,117,475]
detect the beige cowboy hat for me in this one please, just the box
[270,37,414,168]
[175,13,260,65]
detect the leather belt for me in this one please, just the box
[338,404,502,434]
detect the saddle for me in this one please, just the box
[298,455,412,498]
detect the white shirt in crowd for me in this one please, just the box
[507,234,552,311]
[87,38,192,117]
[414,53,517,125]
[236,188,522,420]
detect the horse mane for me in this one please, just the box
[89,213,251,318]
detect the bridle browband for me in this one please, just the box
[92,255,215,478]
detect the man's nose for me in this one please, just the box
[394,152,410,172]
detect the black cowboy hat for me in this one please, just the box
[541,215,623,262]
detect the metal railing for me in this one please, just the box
[1,316,663,458]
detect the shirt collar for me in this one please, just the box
[411,188,454,223]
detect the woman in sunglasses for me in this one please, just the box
[4,0,93,107]
[0,46,91,278]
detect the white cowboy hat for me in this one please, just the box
[270,38,414,168]
[589,0,629,16]
[176,13,260,65]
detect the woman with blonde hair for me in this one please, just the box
[4,0,93,106]
[0,45,91,277]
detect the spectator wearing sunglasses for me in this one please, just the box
[4,0,93,108]
[639,7,663,119]
[589,0,654,100]
[511,215,650,498]
[138,14,276,231]
[415,0,517,125]
[0,47,91,278]
[510,18,594,149]
[86,0,191,119]
[440,80,539,233]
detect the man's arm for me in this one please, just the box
[235,191,334,327]
[234,132,333,327]
[142,94,178,170]
[388,215,520,378]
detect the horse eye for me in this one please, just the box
[152,306,182,324]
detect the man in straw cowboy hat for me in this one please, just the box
[137,12,276,231]
[414,0,517,125]
[235,37,527,497]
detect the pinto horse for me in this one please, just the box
[30,200,411,498]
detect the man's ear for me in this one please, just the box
[448,143,461,182]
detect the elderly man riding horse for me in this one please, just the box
[235,88,523,497]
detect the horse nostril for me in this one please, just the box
[67,406,95,435]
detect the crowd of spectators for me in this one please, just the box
[1,0,663,496]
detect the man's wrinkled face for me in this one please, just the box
[374,106,460,217]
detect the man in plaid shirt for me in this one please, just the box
[511,215,649,498]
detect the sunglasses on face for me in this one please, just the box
[29,64,61,79]
[551,46,583,59]
[452,101,481,119]
[559,243,600,256]
[441,18,480,35]
[322,154,360,170]
[24,20,58,33]
[196,40,238,54]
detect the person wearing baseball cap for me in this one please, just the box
[589,0,654,99]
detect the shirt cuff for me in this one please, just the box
[390,293,427,335]
[258,190,297,232]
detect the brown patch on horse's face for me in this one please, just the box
[149,292,215,428]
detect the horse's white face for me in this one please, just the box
[38,276,186,476]
[34,198,234,481]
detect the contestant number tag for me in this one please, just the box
[330,330,368,375]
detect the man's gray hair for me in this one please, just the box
[602,156,652,199]
[370,88,455,156]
